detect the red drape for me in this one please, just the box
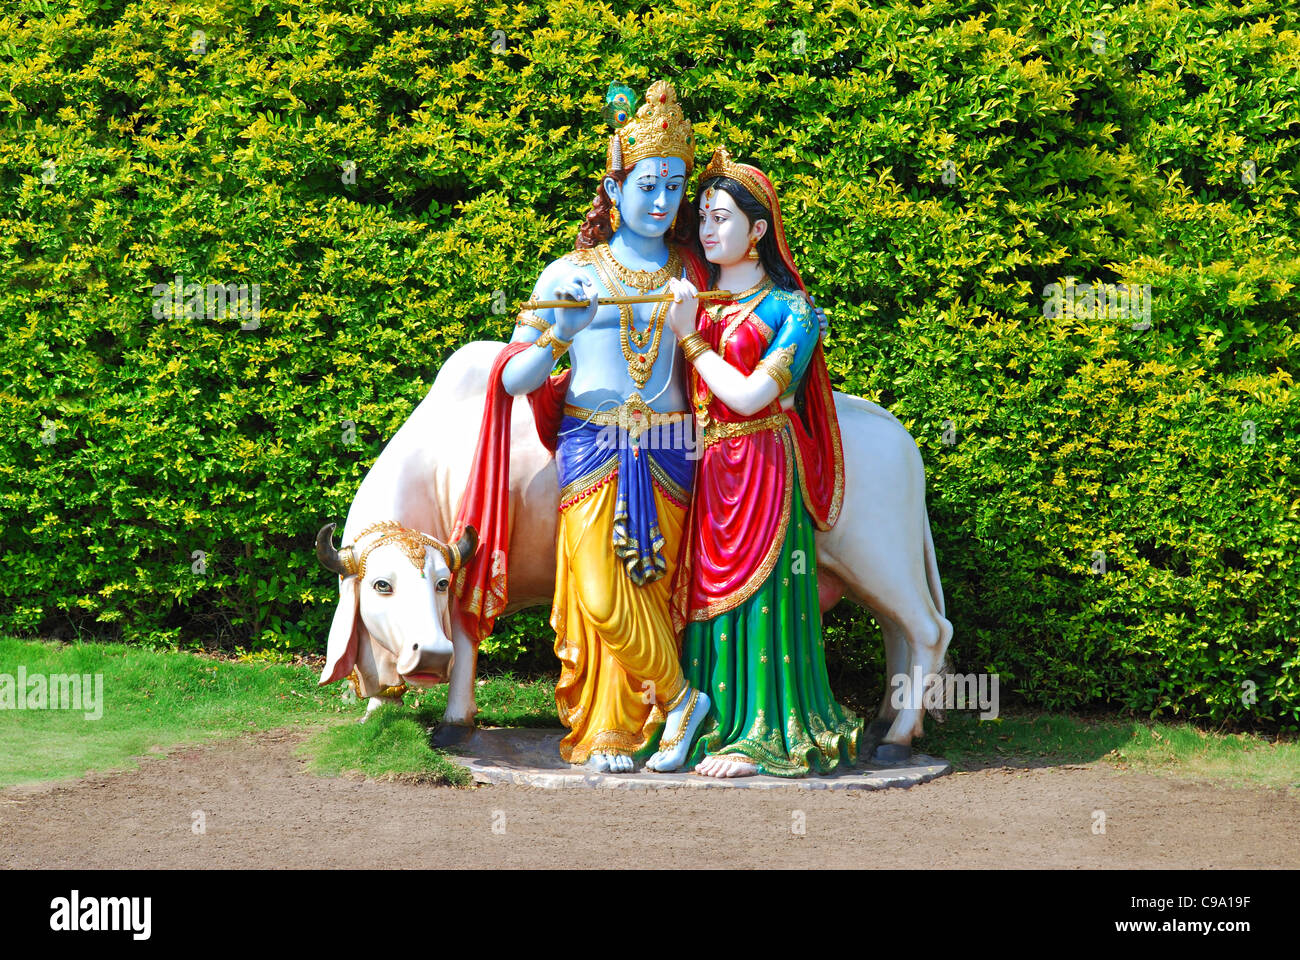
[450,342,568,646]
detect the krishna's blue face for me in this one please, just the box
[604,156,688,239]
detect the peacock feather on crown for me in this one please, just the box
[602,80,696,174]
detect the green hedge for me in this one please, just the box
[1,0,1296,728]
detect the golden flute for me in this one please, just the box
[519,290,733,310]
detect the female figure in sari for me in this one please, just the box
[665,149,862,778]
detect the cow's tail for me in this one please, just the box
[923,505,945,620]
[923,503,954,722]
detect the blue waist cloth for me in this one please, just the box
[556,414,694,585]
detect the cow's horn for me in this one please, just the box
[315,523,354,577]
[449,525,479,572]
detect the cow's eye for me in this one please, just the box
[436,578,450,592]
[372,579,393,595]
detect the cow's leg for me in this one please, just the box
[433,624,479,748]
[875,600,953,763]
[864,617,909,752]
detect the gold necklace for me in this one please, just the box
[590,244,676,386]
[592,253,658,350]
[620,298,668,390]
[706,277,773,326]
[595,242,682,292]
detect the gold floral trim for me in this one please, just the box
[756,345,795,394]
[558,455,619,507]
[788,350,846,531]
[456,581,506,631]
[701,411,787,447]
[770,287,816,333]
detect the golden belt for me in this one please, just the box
[564,396,688,443]
[700,411,789,447]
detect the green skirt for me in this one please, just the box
[681,480,863,776]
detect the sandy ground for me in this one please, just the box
[2,728,1297,869]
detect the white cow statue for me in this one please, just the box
[315,340,953,763]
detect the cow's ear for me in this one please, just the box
[320,576,361,685]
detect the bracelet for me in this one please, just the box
[536,326,572,361]
[680,332,710,363]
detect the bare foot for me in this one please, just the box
[586,752,634,773]
[645,689,711,772]
[696,755,759,778]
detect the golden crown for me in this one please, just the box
[700,148,771,211]
[605,80,697,174]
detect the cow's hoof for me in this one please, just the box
[857,719,890,764]
[871,742,912,766]
[431,723,476,749]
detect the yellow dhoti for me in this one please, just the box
[552,473,688,764]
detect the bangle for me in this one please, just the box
[536,326,572,361]
[680,332,710,363]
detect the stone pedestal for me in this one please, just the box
[442,727,952,791]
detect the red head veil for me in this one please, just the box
[702,150,845,529]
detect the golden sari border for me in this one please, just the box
[720,287,774,353]
[789,348,845,531]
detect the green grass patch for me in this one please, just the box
[400,673,559,729]
[303,703,472,785]
[301,673,557,785]
[923,710,1300,792]
[0,637,348,787]
[0,637,559,789]
[6,637,1292,792]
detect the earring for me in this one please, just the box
[610,202,621,232]
[746,237,760,260]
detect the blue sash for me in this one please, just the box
[556,414,694,586]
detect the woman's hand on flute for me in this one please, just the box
[666,277,700,339]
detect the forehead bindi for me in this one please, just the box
[701,188,737,214]
[638,174,686,188]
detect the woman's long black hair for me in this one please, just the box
[692,176,802,292]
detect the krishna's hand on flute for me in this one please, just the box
[551,274,599,339]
